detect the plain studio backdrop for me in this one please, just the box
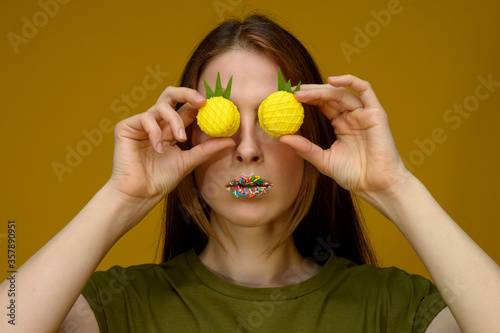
[1,0,499,283]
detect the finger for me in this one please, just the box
[158,86,206,109]
[137,112,165,154]
[291,83,326,92]
[184,138,236,172]
[176,102,201,129]
[327,75,382,108]
[295,84,347,114]
[279,134,328,174]
[157,86,207,138]
[295,86,363,110]
[151,101,190,142]
[294,83,330,91]
[294,88,363,123]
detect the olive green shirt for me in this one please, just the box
[82,249,446,332]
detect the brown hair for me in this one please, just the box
[160,14,377,266]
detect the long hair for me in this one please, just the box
[160,14,377,266]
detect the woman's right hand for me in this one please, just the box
[106,86,235,208]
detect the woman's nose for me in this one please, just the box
[232,113,264,163]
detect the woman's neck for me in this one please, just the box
[198,217,322,288]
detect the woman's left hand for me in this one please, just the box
[280,74,411,202]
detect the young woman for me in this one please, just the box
[2,14,499,333]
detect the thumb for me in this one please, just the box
[279,135,327,172]
[184,138,235,171]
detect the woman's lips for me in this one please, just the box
[226,175,273,198]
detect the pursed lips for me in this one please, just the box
[226,175,273,198]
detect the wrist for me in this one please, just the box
[95,183,162,237]
[361,172,423,226]
[360,162,414,206]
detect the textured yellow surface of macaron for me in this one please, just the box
[196,73,240,137]
[197,97,240,137]
[258,67,304,138]
[258,91,304,138]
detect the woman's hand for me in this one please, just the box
[280,74,411,202]
[107,86,235,207]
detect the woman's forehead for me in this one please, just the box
[197,50,279,95]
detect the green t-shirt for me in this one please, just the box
[82,249,446,332]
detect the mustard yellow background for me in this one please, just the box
[1,0,499,281]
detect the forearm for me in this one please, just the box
[0,183,154,332]
[368,175,500,332]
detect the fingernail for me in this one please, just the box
[178,128,187,140]
[329,76,339,80]
[294,91,306,99]
[157,142,164,154]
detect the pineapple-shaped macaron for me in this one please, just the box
[197,73,240,137]
[258,68,304,138]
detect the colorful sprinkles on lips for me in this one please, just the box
[226,175,273,198]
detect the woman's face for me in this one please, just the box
[192,50,304,228]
